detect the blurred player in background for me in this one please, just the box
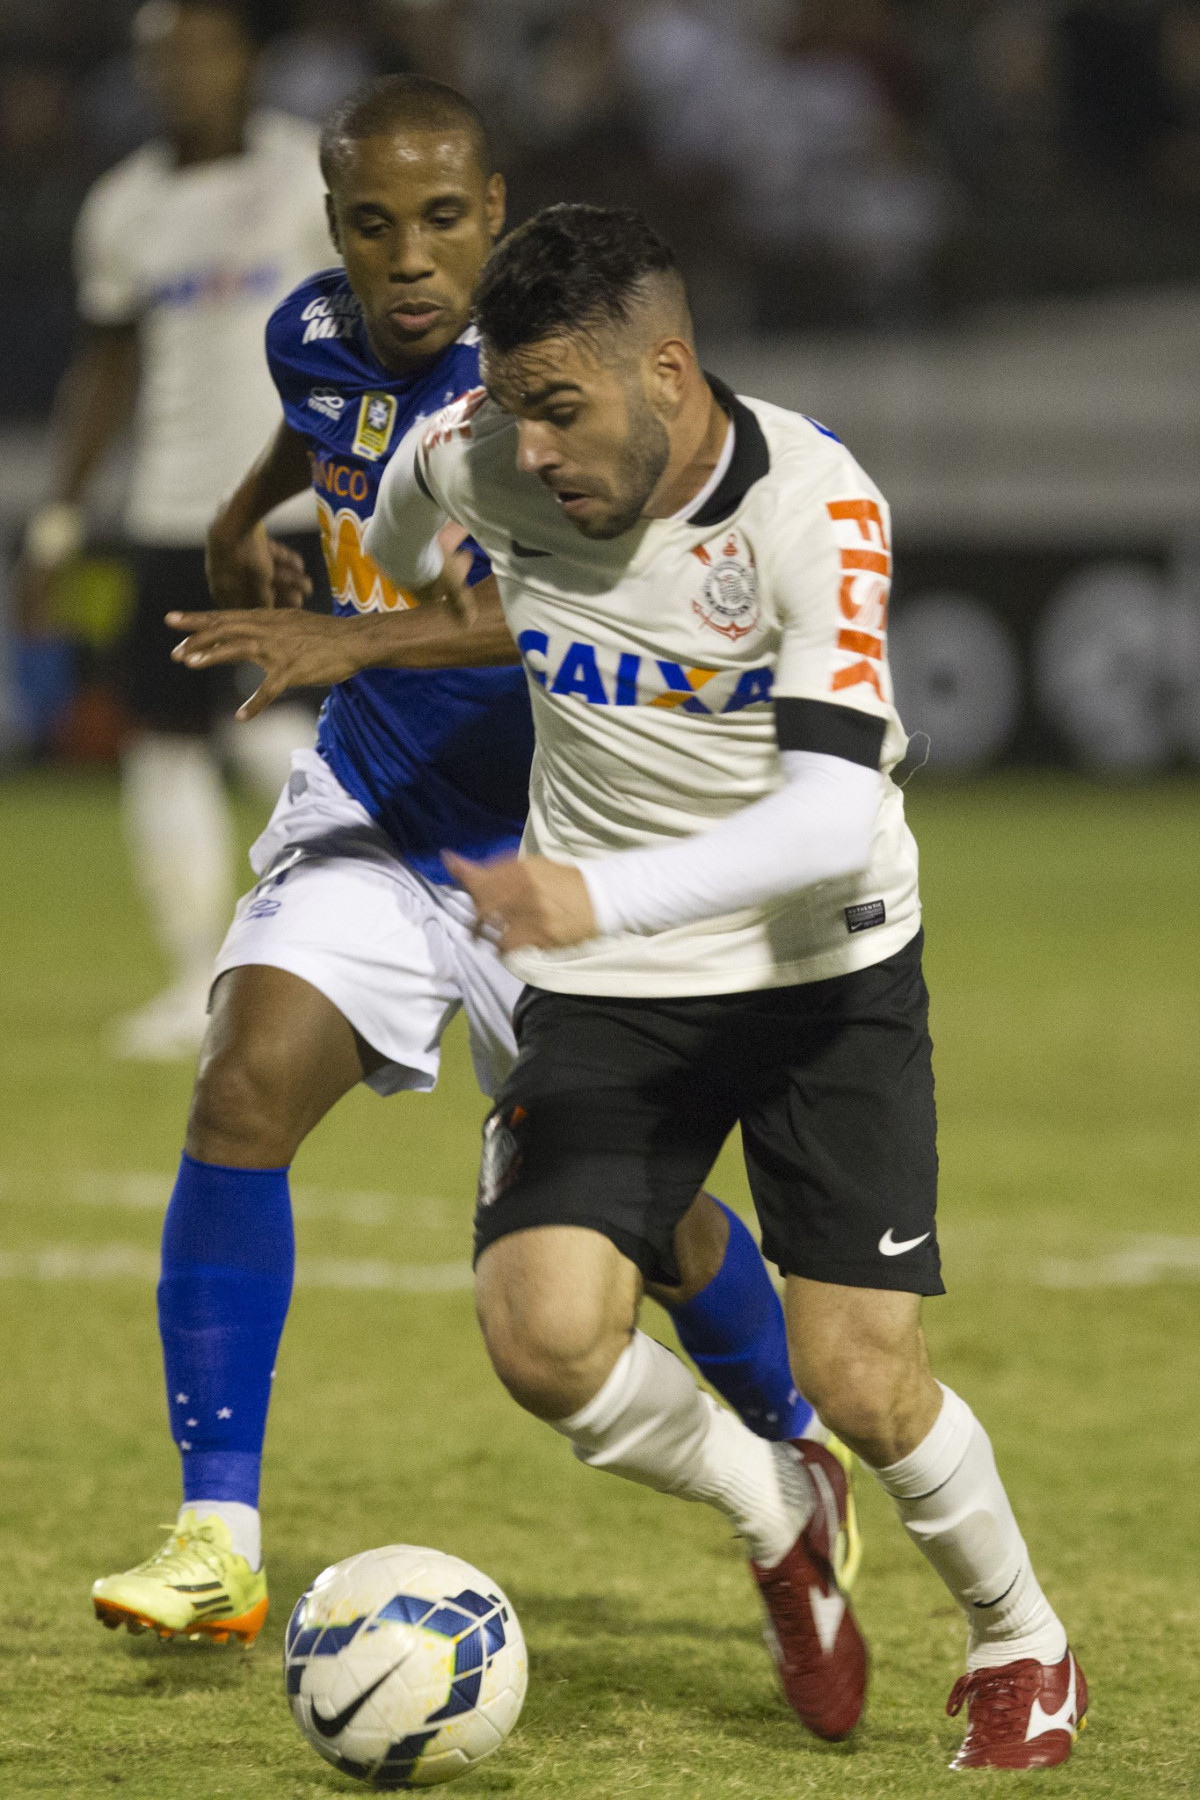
[91,78,831,1652]
[18,0,333,1059]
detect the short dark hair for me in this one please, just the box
[319,75,490,187]
[472,204,681,357]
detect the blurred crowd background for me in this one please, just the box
[5,0,1200,397]
[1,0,1198,771]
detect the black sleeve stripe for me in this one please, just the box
[775,697,886,769]
[413,449,434,503]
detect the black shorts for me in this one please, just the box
[117,536,330,734]
[474,929,942,1296]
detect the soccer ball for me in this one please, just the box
[284,1545,527,1789]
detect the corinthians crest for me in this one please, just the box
[691,531,760,641]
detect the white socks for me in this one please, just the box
[122,734,234,986]
[873,1384,1067,1670]
[180,1500,262,1571]
[552,1330,811,1567]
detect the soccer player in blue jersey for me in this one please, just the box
[92,77,842,1646]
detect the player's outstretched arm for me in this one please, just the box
[168,564,519,721]
[205,420,316,611]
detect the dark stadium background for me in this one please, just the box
[1,9,1198,1797]
[0,0,1197,771]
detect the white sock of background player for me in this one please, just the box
[551,1329,812,1566]
[221,701,314,805]
[870,1383,1068,1669]
[121,733,233,993]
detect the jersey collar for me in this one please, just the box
[685,375,771,527]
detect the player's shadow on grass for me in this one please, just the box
[514,1592,855,1757]
[95,1629,259,1695]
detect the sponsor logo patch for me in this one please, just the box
[352,391,398,461]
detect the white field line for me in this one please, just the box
[0,1169,454,1227]
[1038,1236,1200,1289]
[0,1244,473,1293]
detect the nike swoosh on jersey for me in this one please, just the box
[809,1587,846,1656]
[1025,1658,1078,1742]
[878,1228,931,1257]
[310,1664,400,1739]
[511,539,551,558]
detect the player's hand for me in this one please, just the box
[414,523,477,625]
[205,519,312,611]
[168,608,360,719]
[443,852,598,953]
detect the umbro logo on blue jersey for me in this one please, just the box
[307,387,347,421]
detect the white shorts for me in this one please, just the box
[213,749,522,1098]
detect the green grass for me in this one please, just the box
[1,768,1198,1797]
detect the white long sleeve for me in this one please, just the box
[580,751,880,939]
[363,421,448,589]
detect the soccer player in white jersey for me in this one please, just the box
[18,0,332,1059]
[362,206,1089,1769]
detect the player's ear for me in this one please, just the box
[325,192,341,254]
[485,172,506,243]
[646,337,693,417]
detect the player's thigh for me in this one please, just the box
[188,963,379,1163]
[119,544,237,734]
[740,930,942,1297]
[213,850,464,1099]
[473,988,737,1290]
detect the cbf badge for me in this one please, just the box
[691,530,760,642]
[352,391,398,461]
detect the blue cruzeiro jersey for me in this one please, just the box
[265,267,533,883]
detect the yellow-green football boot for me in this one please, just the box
[824,1434,863,1593]
[92,1511,268,1645]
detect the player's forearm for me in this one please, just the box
[210,420,312,543]
[45,325,139,506]
[580,752,880,938]
[345,582,519,670]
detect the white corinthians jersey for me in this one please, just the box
[75,112,330,545]
[371,381,921,997]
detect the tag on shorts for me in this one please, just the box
[845,899,886,934]
[353,392,398,460]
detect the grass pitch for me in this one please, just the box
[1,767,1198,1798]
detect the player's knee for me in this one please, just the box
[797,1343,930,1465]
[187,1034,303,1167]
[476,1274,615,1422]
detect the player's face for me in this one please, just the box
[136,4,256,136]
[484,336,670,540]
[327,132,505,373]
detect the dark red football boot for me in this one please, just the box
[749,1440,868,1742]
[947,1648,1088,1769]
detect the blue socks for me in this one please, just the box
[670,1199,814,1442]
[158,1154,294,1509]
